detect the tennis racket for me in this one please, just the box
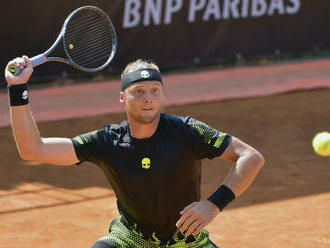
[8,5,117,76]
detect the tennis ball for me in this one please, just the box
[312,132,330,156]
[69,44,74,49]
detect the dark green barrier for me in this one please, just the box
[1,0,330,83]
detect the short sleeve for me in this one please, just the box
[186,117,232,159]
[71,130,104,165]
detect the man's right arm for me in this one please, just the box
[5,56,79,166]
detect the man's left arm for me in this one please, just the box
[219,136,265,197]
[177,136,265,236]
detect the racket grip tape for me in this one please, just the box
[7,54,46,76]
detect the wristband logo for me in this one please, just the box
[141,70,150,78]
[22,90,28,100]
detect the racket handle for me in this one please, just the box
[8,65,21,76]
[8,54,47,76]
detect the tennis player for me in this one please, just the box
[5,57,265,248]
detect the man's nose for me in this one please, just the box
[144,91,153,103]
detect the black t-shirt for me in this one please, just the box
[71,113,231,235]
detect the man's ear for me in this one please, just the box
[120,91,125,103]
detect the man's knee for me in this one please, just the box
[90,240,118,248]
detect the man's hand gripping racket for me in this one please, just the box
[7,6,117,78]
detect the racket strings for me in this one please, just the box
[82,55,111,67]
[66,11,111,35]
[65,15,107,37]
[69,13,100,26]
[64,9,115,69]
[67,31,112,57]
[66,28,112,45]
[67,35,112,61]
[68,35,112,63]
[73,45,112,66]
[66,23,112,59]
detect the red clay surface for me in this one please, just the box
[1,58,330,127]
[0,59,330,248]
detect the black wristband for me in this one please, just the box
[207,185,236,211]
[8,84,29,106]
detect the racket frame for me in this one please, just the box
[9,6,117,75]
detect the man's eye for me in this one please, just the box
[152,88,159,94]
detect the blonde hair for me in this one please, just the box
[121,59,160,78]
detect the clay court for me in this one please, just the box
[0,59,329,248]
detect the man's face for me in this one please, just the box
[120,81,164,124]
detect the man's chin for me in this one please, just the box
[135,112,159,124]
